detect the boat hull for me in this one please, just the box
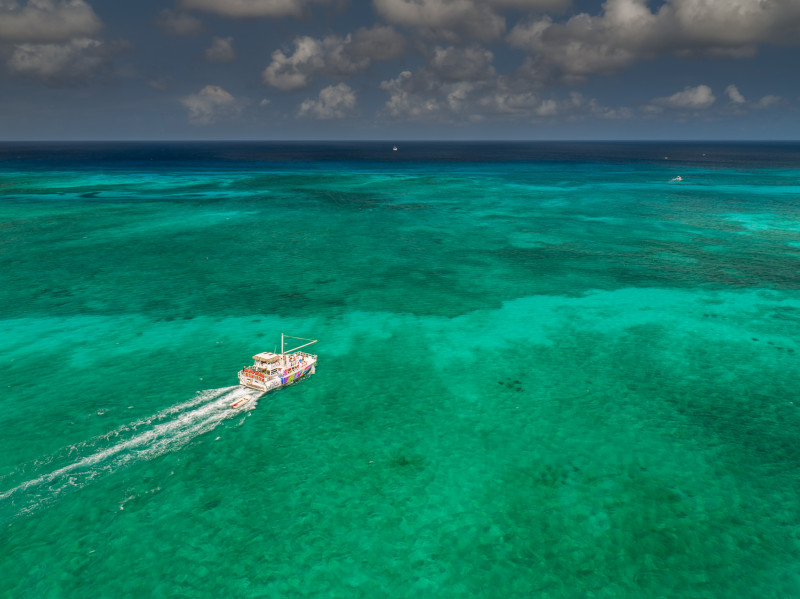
[238,361,315,393]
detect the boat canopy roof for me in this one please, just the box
[253,352,281,363]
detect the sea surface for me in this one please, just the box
[2,141,800,598]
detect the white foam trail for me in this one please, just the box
[74,387,235,453]
[0,386,261,516]
[22,387,237,474]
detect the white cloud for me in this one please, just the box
[480,90,589,119]
[535,98,558,116]
[0,0,103,43]
[442,81,474,112]
[478,89,540,116]
[379,51,494,120]
[507,0,800,85]
[665,0,800,48]
[373,0,505,41]
[379,44,504,120]
[380,58,629,123]
[380,70,441,118]
[263,36,322,90]
[205,36,235,62]
[587,98,633,120]
[507,3,658,82]
[373,0,571,41]
[262,26,404,90]
[298,83,357,119]
[8,36,121,84]
[651,84,716,110]
[155,8,204,36]
[721,85,783,111]
[147,77,170,91]
[379,69,503,120]
[180,84,242,124]
[755,94,782,109]
[725,84,745,104]
[429,45,495,82]
[344,25,406,62]
[179,0,325,18]
[489,0,568,7]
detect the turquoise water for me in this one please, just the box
[2,142,800,597]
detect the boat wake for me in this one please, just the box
[0,386,261,519]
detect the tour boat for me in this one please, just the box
[235,334,317,404]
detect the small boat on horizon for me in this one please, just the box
[670,175,683,182]
[235,334,318,405]
[393,145,398,151]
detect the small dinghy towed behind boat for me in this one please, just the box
[233,334,318,407]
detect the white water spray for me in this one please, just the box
[0,386,262,518]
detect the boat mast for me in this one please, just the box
[281,335,318,353]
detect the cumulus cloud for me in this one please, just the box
[298,83,357,119]
[205,36,235,62]
[180,84,242,124]
[147,77,170,91]
[378,43,504,120]
[155,8,204,36]
[507,0,800,85]
[489,0,568,7]
[721,85,784,111]
[429,45,495,82]
[379,45,502,120]
[508,2,657,82]
[755,95,782,109]
[587,98,634,120]
[0,0,103,43]
[374,0,505,41]
[380,70,440,118]
[379,48,629,124]
[262,26,404,90]
[343,25,406,63]
[650,84,716,110]
[379,70,505,120]
[477,89,539,117]
[263,37,318,90]
[373,0,570,41]
[179,0,325,18]
[666,0,800,49]
[480,89,589,118]
[8,37,123,84]
[725,84,745,104]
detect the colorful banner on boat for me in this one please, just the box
[281,365,311,386]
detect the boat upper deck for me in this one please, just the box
[253,352,281,363]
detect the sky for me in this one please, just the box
[1,0,800,140]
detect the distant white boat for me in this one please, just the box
[670,175,682,182]
[393,145,398,151]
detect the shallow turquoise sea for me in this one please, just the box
[2,142,800,597]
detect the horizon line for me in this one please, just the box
[2,138,800,144]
